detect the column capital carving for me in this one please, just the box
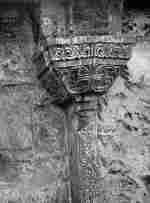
[35,35,134,105]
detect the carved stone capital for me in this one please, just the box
[35,35,134,105]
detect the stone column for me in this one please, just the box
[66,95,100,203]
[37,33,133,203]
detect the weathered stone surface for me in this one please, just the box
[122,10,150,36]
[41,0,150,38]
[41,0,66,38]
[0,20,36,84]
[0,3,69,202]
[0,84,68,202]
[97,77,150,202]
[74,76,150,203]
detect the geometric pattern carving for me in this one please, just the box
[57,64,120,94]
[36,36,133,103]
[49,42,131,62]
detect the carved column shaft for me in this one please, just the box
[36,33,133,203]
[67,95,99,203]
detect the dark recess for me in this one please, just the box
[124,0,150,10]
[0,1,40,43]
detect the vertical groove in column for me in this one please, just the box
[64,110,73,203]
[72,95,99,203]
[67,104,81,203]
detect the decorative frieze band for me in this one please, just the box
[49,42,131,62]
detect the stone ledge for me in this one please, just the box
[46,35,137,46]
